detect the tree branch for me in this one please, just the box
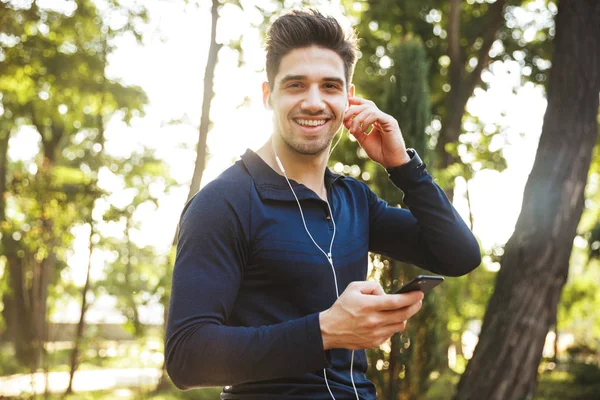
[448,0,462,91]
[461,0,508,105]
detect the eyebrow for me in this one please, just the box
[279,75,345,86]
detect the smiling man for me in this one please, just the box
[165,9,481,400]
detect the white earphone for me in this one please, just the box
[272,130,361,400]
[266,94,272,109]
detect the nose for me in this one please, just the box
[301,84,326,113]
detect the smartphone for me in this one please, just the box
[394,275,444,295]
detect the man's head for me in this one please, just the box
[265,9,358,90]
[263,10,359,156]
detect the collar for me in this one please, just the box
[240,148,344,202]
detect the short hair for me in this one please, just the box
[265,9,358,89]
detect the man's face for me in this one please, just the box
[263,46,355,156]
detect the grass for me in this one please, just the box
[425,368,600,400]
[533,369,600,400]
[3,341,599,400]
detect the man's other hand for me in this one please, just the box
[342,97,411,168]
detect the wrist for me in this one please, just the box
[383,149,412,169]
[319,310,333,350]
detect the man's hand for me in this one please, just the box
[343,96,411,168]
[319,281,424,351]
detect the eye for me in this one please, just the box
[286,82,302,89]
[323,83,341,90]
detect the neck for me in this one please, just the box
[256,136,330,200]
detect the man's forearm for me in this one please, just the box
[369,150,481,275]
[166,313,330,389]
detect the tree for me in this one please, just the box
[348,0,534,194]
[100,151,176,337]
[454,1,600,398]
[0,0,147,371]
[330,1,562,396]
[155,0,223,390]
[186,0,223,200]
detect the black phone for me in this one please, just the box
[394,275,444,295]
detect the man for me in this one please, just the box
[166,9,480,400]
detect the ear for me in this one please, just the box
[262,81,272,109]
[346,84,355,109]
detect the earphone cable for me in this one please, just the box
[273,133,360,400]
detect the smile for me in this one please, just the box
[294,118,329,127]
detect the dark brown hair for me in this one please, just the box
[265,9,358,89]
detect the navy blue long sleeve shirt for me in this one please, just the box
[165,148,481,399]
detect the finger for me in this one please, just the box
[370,291,424,311]
[374,321,407,340]
[345,119,369,144]
[358,114,383,134]
[357,280,385,296]
[379,301,423,325]
[400,299,424,321]
[352,113,381,135]
[349,109,374,133]
[387,320,408,334]
[348,97,375,106]
[349,109,383,137]
[343,104,370,121]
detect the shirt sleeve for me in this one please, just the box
[366,149,481,276]
[165,179,331,390]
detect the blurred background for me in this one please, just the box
[0,0,598,399]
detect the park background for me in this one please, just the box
[0,0,599,399]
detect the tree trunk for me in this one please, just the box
[552,324,558,364]
[387,261,403,400]
[0,130,8,222]
[0,130,11,342]
[465,179,474,230]
[65,221,95,395]
[454,1,600,399]
[6,252,37,365]
[125,217,143,336]
[66,71,107,395]
[186,0,222,200]
[155,0,222,391]
[2,110,66,369]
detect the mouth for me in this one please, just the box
[292,117,331,132]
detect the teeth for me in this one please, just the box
[296,119,326,127]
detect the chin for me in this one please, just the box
[278,127,337,156]
[286,140,331,156]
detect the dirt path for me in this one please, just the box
[0,368,161,397]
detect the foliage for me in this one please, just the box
[570,363,600,386]
[0,2,598,400]
[98,150,177,337]
[345,0,551,182]
[0,0,150,370]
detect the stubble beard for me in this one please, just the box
[279,132,331,156]
[278,119,341,156]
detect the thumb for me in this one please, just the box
[356,280,385,296]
